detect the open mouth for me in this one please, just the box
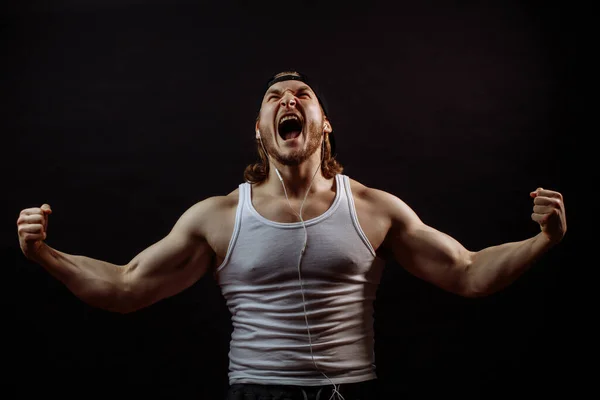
[278,114,303,141]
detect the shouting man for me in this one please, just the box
[17,71,567,400]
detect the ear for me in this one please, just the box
[255,120,261,139]
[323,118,333,134]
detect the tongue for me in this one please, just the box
[283,130,301,140]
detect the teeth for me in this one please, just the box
[280,115,300,124]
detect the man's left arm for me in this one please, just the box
[382,188,567,297]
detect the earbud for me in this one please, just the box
[256,130,261,139]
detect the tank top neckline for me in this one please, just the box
[245,174,344,229]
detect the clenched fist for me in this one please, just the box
[17,204,52,259]
[530,188,567,245]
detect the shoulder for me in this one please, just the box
[347,177,421,228]
[199,188,240,213]
[347,177,400,209]
[348,177,386,202]
[173,187,240,237]
[184,188,239,216]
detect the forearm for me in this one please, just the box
[466,232,554,297]
[29,243,128,312]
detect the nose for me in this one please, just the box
[280,92,297,108]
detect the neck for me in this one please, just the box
[264,152,330,199]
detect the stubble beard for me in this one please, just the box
[265,119,322,166]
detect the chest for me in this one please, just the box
[208,190,391,267]
[253,193,336,223]
[222,226,380,287]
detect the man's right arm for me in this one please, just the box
[17,200,217,314]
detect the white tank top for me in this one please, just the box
[215,174,385,386]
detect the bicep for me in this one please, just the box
[385,197,473,295]
[123,204,214,311]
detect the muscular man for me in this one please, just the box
[16,71,567,400]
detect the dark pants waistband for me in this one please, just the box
[225,379,379,400]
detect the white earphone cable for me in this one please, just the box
[258,133,345,400]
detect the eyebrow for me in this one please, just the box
[265,85,313,96]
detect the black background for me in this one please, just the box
[2,1,581,399]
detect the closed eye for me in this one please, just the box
[266,92,310,102]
